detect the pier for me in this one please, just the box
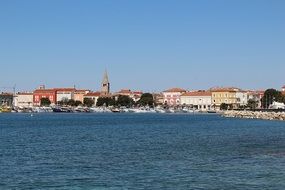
[222,110,285,121]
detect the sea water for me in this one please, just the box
[0,113,285,190]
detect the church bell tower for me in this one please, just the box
[101,70,110,96]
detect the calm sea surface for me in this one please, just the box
[0,113,285,190]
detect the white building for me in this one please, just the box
[115,89,143,103]
[181,91,212,110]
[163,88,187,106]
[83,92,101,106]
[247,90,264,108]
[55,88,76,102]
[270,101,285,109]
[236,91,248,107]
[14,93,33,108]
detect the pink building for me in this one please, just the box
[162,88,187,106]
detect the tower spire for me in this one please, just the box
[102,70,109,84]
[101,70,110,95]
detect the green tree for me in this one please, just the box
[116,95,134,107]
[74,100,82,107]
[57,100,64,106]
[138,93,154,106]
[83,98,95,107]
[96,97,115,107]
[40,98,51,106]
[57,98,69,106]
[247,99,258,110]
[261,89,283,109]
[220,103,233,110]
[67,99,76,106]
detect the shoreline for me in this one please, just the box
[222,110,285,121]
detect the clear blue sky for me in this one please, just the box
[0,0,284,92]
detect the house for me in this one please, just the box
[131,91,143,102]
[55,88,76,102]
[153,93,164,105]
[270,101,285,109]
[211,88,238,109]
[236,90,248,107]
[163,88,187,106]
[282,85,285,95]
[247,90,264,108]
[115,89,143,102]
[181,91,212,110]
[0,93,14,107]
[14,93,33,108]
[74,90,90,103]
[83,92,101,106]
[33,87,57,106]
[116,89,132,96]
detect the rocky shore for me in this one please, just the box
[222,110,285,121]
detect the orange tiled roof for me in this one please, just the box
[118,89,131,94]
[181,91,211,97]
[84,92,101,97]
[163,88,186,93]
[75,89,90,92]
[132,91,143,95]
[247,90,265,95]
[34,89,56,93]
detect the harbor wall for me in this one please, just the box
[222,110,285,121]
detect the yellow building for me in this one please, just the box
[211,88,238,108]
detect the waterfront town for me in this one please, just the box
[0,71,285,114]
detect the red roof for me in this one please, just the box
[282,85,285,88]
[34,87,75,93]
[34,89,56,93]
[163,88,186,93]
[247,90,265,95]
[75,89,90,92]
[181,91,211,97]
[118,89,131,94]
[132,91,143,95]
[84,92,101,97]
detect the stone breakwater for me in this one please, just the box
[222,110,285,121]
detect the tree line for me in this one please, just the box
[40,93,155,107]
[220,88,285,110]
